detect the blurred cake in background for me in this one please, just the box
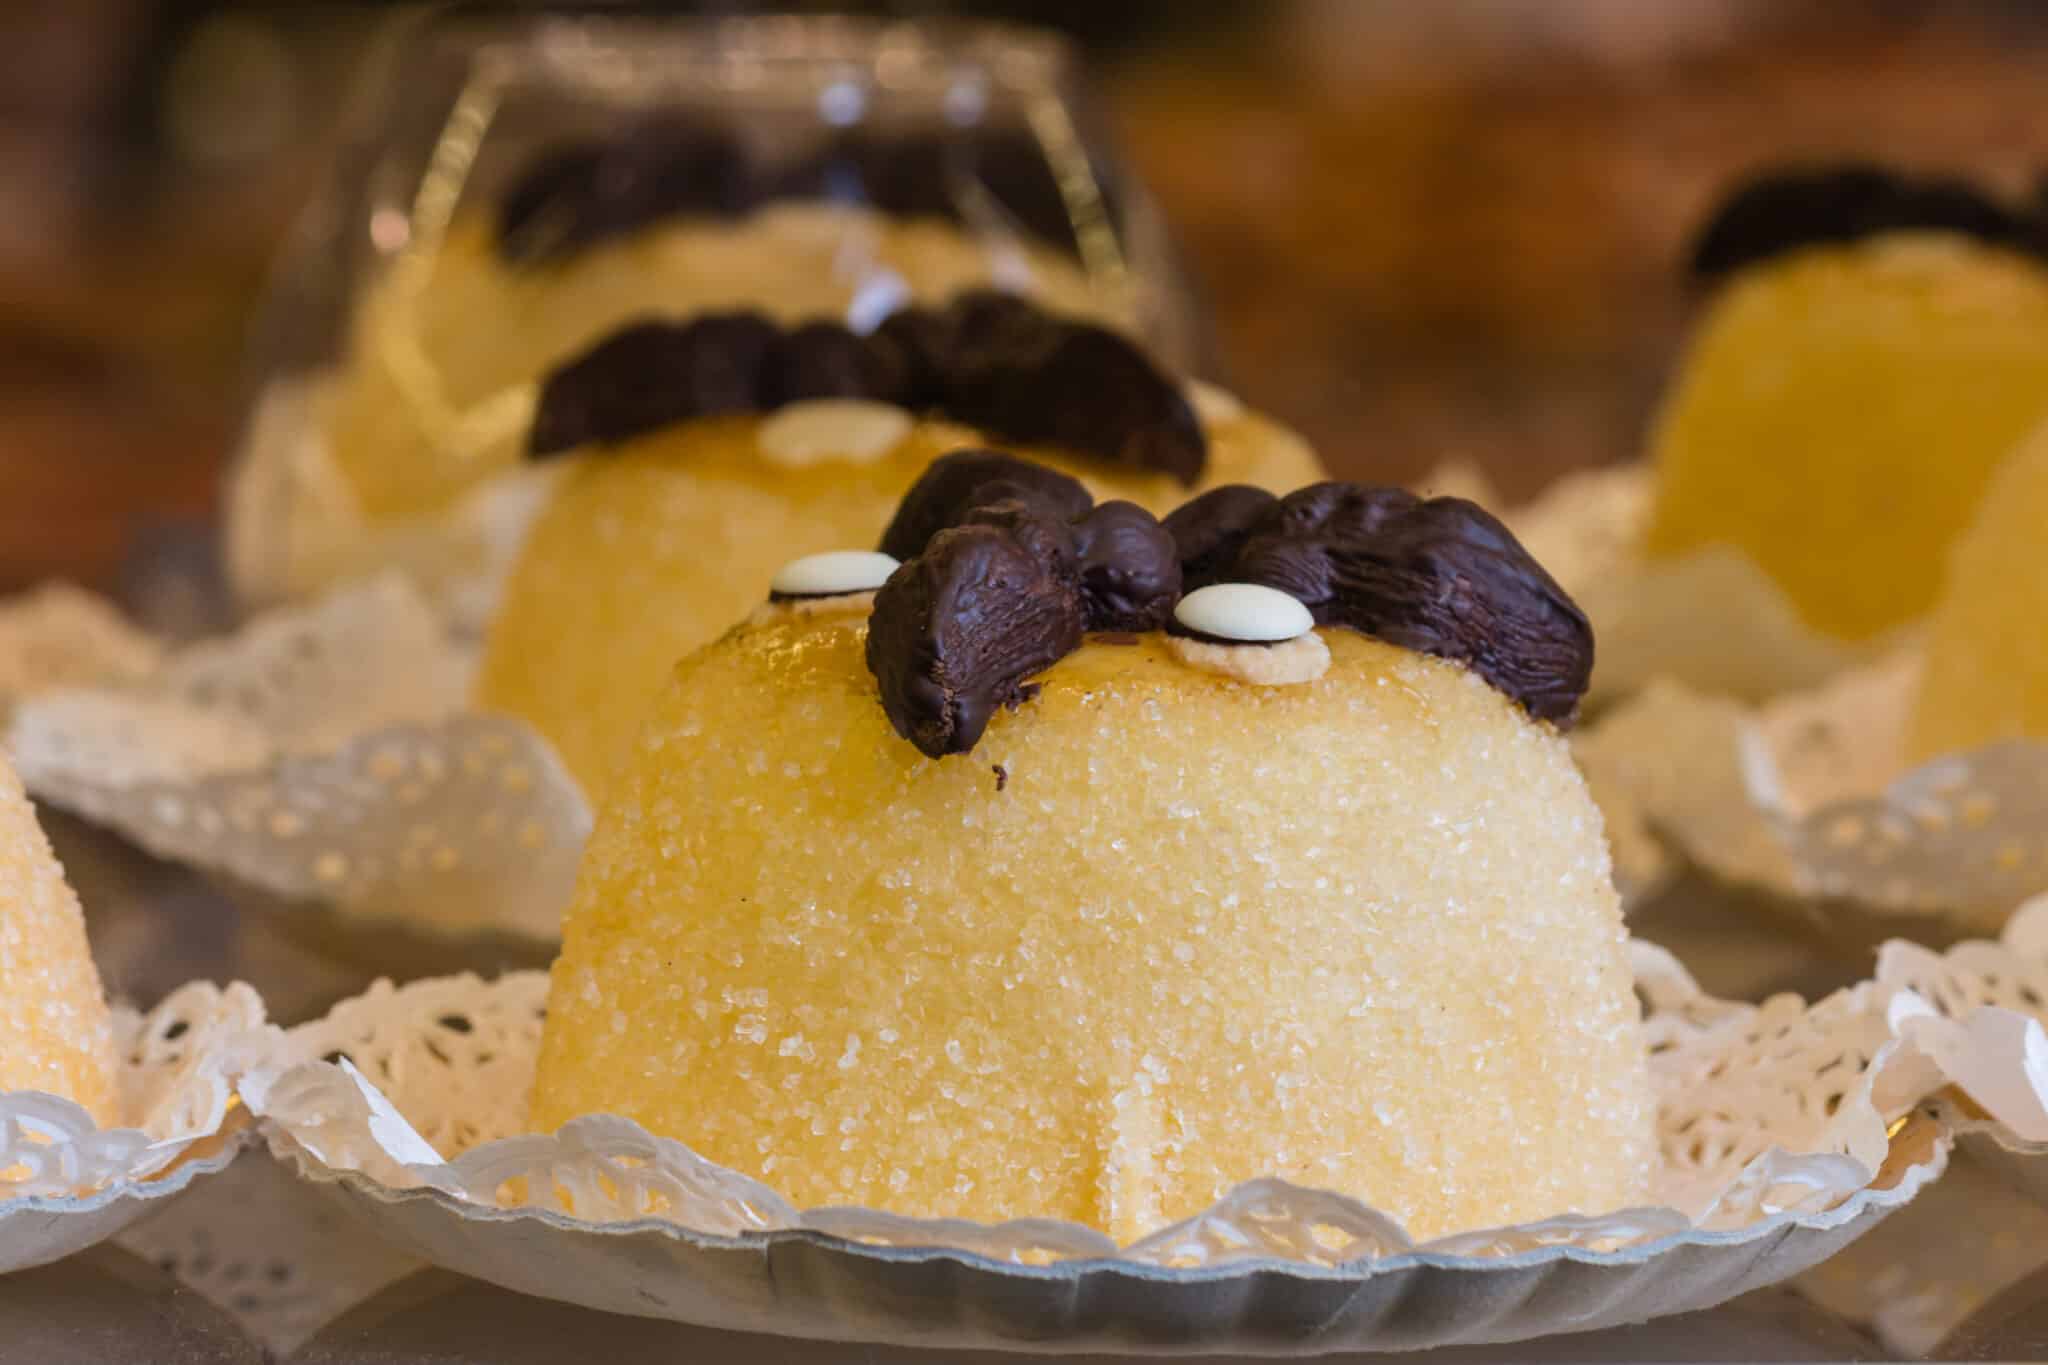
[1642,166,2048,642]
[318,117,1135,528]
[475,293,1320,793]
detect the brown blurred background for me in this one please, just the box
[8,0,2048,597]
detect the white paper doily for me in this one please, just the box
[1868,897,2048,1219]
[1577,653,2048,937]
[236,945,1950,1352]
[0,584,160,716]
[0,982,266,1275]
[227,375,558,636]
[6,577,589,943]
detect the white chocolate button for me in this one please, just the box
[1186,379,1245,426]
[757,400,913,469]
[771,550,900,598]
[1173,583,1313,643]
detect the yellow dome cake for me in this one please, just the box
[1644,167,2048,641]
[0,751,116,1123]
[315,119,1129,526]
[1909,420,2048,761]
[475,294,1321,794]
[531,457,1652,1244]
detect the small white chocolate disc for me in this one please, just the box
[1173,583,1313,643]
[1186,379,1245,426]
[757,399,913,468]
[771,550,900,598]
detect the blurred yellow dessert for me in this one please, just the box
[324,207,1115,525]
[1909,421,2048,761]
[307,114,1141,529]
[531,460,1651,1243]
[475,295,1321,794]
[0,750,117,1124]
[1645,167,2048,641]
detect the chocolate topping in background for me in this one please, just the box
[1689,164,2048,281]
[498,117,758,266]
[529,293,1208,481]
[865,460,1594,757]
[768,321,907,405]
[525,313,778,455]
[495,119,1118,268]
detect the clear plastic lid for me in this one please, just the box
[230,10,1205,604]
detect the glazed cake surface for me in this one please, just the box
[530,618,1652,1243]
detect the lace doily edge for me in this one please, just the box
[253,1116,1944,1280]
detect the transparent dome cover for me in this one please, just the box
[228,10,1204,608]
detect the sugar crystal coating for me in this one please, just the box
[475,410,1320,794]
[1910,422,2048,761]
[0,750,116,1123]
[530,620,1653,1243]
[1645,233,2048,641]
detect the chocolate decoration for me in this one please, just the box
[1072,501,1182,633]
[866,520,1084,759]
[769,321,908,405]
[528,293,1209,480]
[952,324,1207,486]
[878,450,1092,562]
[497,120,1111,267]
[1690,165,2048,281]
[527,313,777,457]
[498,118,756,266]
[864,459,1594,756]
[1163,485,1278,590]
[1225,491,1592,726]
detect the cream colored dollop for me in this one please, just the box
[1173,583,1314,643]
[1169,631,1331,686]
[756,400,914,469]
